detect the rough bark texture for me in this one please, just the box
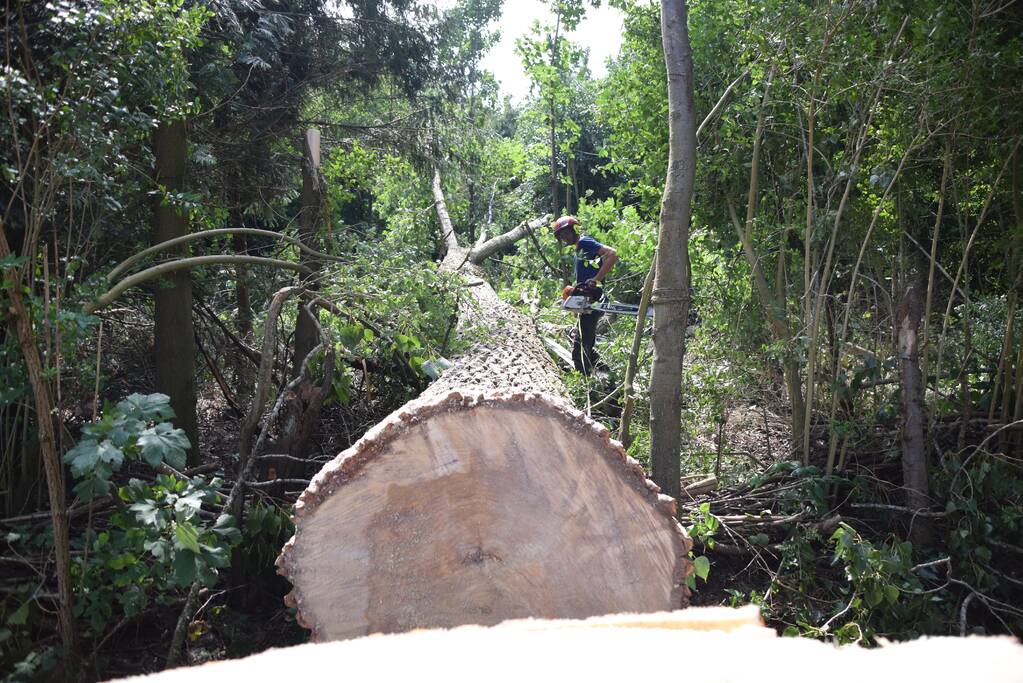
[119,606,1023,683]
[649,0,696,501]
[277,178,692,643]
[0,229,79,664]
[293,129,324,379]
[898,283,932,547]
[152,120,199,466]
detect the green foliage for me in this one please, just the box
[73,475,239,634]
[64,393,190,500]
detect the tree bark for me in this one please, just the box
[649,0,696,501]
[618,261,656,449]
[232,208,254,403]
[152,120,199,466]
[277,174,692,643]
[0,226,79,666]
[897,282,932,548]
[293,129,324,378]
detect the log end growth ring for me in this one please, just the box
[277,391,693,643]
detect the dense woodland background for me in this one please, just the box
[2,0,1023,679]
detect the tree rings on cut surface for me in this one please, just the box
[277,390,693,642]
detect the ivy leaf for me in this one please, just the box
[693,555,711,581]
[138,422,190,469]
[174,521,201,554]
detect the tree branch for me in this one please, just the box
[86,256,311,314]
[107,227,344,283]
[468,215,552,265]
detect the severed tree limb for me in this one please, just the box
[696,67,750,141]
[433,166,461,254]
[87,256,311,314]
[431,165,550,268]
[468,215,552,266]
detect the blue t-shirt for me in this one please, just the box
[575,235,604,284]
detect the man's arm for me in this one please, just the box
[588,246,618,284]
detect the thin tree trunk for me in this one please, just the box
[0,226,79,666]
[152,120,199,466]
[293,129,323,378]
[897,282,932,548]
[649,0,696,501]
[232,213,254,403]
[922,140,951,388]
[618,261,655,449]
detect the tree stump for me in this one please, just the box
[276,188,692,642]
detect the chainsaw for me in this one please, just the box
[560,284,652,317]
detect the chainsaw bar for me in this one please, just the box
[561,296,651,317]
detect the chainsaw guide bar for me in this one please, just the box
[561,296,651,317]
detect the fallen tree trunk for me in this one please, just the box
[276,171,692,642]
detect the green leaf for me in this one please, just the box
[145,538,170,562]
[7,602,29,626]
[73,476,110,501]
[782,626,800,637]
[65,439,101,473]
[131,501,164,529]
[174,521,201,554]
[693,555,711,581]
[117,393,176,421]
[138,422,190,469]
[865,585,884,608]
[885,585,900,605]
[172,550,197,586]
[95,440,124,468]
[212,514,241,544]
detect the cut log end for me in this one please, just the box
[277,390,692,642]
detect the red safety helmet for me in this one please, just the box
[551,215,580,237]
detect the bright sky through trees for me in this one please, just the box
[481,0,624,101]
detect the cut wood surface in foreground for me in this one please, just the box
[277,189,692,641]
[277,390,693,642]
[114,607,1023,683]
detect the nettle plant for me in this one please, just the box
[64,394,239,633]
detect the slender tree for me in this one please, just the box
[649,0,696,500]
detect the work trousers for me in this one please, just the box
[572,311,603,375]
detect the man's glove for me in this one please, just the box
[583,278,598,288]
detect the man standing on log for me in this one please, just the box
[553,215,618,374]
